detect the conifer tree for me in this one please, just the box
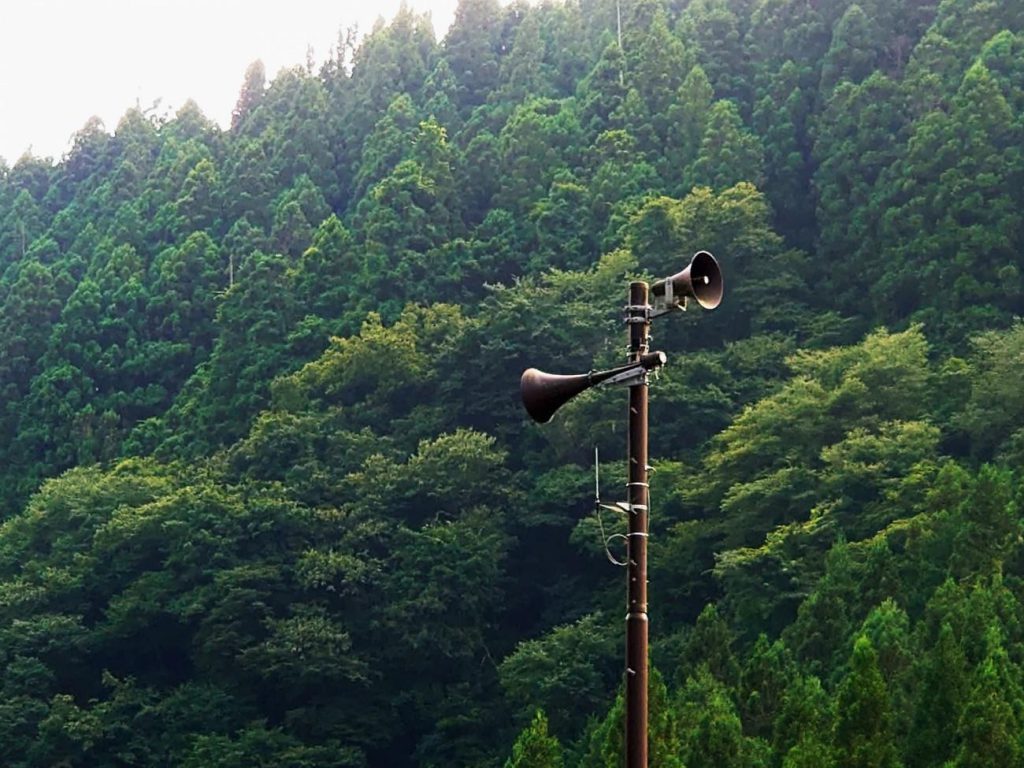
[813,72,903,314]
[445,0,504,112]
[907,623,968,768]
[577,41,628,139]
[498,7,547,104]
[773,673,833,758]
[688,100,765,191]
[421,59,461,133]
[622,5,695,156]
[664,65,714,195]
[753,60,813,245]
[740,634,797,739]
[820,5,881,95]
[877,61,1022,337]
[784,735,837,768]
[231,59,266,132]
[678,0,750,105]
[951,628,1024,768]
[679,666,759,768]
[351,93,421,209]
[682,604,741,689]
[833,635,901,768]
[504,711,564,768]
[494,98,581,215]
[584,667,682,768]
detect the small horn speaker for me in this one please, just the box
[652,250,723,310]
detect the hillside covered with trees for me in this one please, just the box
[0,0,1023,764]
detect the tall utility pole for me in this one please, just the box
[520,251,724,768]
[625,281,651,768]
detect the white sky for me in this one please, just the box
[0,0,461,164]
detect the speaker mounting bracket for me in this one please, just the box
[650,277,687,319]
[595,352,666,389]
[598,366,649,388]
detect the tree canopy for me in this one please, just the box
[0,0,1022,764]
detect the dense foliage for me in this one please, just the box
[0,0,1023,764]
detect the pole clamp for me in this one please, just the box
[623,304,651,324]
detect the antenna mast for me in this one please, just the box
[616,0,625,86]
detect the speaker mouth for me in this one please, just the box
[689,251,723,309]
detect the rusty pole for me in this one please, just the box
[625,281,650,768]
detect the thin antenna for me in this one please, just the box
[616,0,625,86]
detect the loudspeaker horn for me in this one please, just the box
[651,250,723,310]
[521,352,666,423]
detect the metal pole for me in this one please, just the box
[625,281,650,768]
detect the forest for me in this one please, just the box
[0,0,1022,764]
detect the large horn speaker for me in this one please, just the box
[521,352,666,423]
[652,250,723,309]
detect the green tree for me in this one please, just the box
[0,190,45,260]
[833,635,902,768]
[688,100,765,191]
[680,604,740,689]
[950,463,1020,578]
[876,61,1023,339]
[584,667,683,768]
[350,92,420,209]
[500,615,617,740]
[820,5,883,95]
[621,4,695,162]
[231,59,266,131]
[907,622,968,768]
[956,323,1024,462]
[529,177,600,271]
[421,58,461,133]
[148,231,222,352]
[679,666,762,768]
[504,710,564,768]
[494,98,581,215]
[221,139,276,227]
[497,7,548,103]
[0,260,61,402]
[174,157,221,236]
[291,214,358,334]
[577,41,628,138]
[678,0,750,104]
[784,735,838,768]
[586,129,659,248]
[664,65,714,194]
[155,250,302,456]
[740,634,797,739]
[355,118,460,312]
[813,73,904,315]
[753,60,814,246]
[951,628,1024,768]
[445,0,504,111]
[773,673,834,759]
[785,542,859,677]
[182,725,361,767]
[344,5,437,149]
